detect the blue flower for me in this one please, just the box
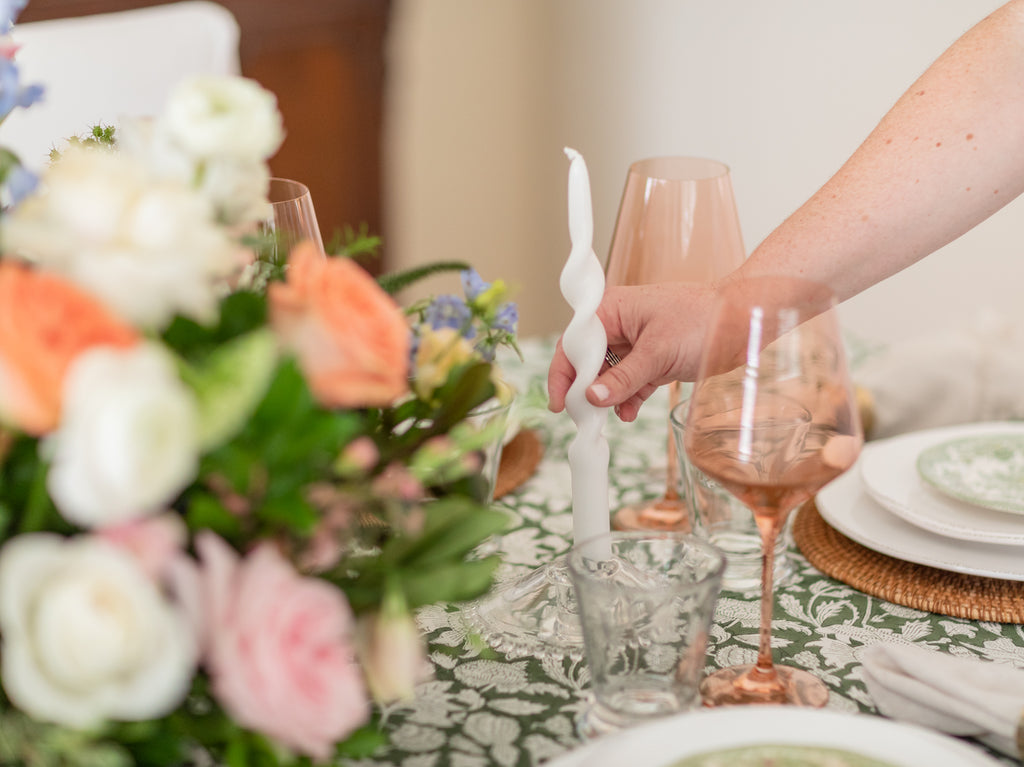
[0,0,26,32]
[460,269,489,301]
[0,58,43,120]
[493,303,518,334]
[424,295,475,338]
[4,162,36,204]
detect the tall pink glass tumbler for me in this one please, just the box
[605,157,747,532]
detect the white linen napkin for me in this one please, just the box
[855,311,1024,440]
[861,643,1024,759]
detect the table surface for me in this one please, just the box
[349,337,1022,767]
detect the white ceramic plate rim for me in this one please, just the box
[860,422,1024,545]
[816,460,1024,581]
[546,707,1001,767]
[917,430,1024,515]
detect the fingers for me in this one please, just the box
[612,382,657,422]
[546,337,572,412]
[549,336,662,420]
[585,341,661,409]
[548,338,633,413]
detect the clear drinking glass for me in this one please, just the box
[670,400,796,592]
[684,276,862,707]
[263,177,325,259]
[567,530,725,737]
[605,157,746,532]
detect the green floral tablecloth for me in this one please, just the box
[350,337,1022,767]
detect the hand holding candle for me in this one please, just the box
[560,147,611,556]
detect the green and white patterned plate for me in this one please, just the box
[917,433,1024,516]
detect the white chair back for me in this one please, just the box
[1,0,240,168]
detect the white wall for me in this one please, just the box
[386,0,1018,344]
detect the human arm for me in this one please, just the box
[739,0,1024,298]
[549,0,1024,420]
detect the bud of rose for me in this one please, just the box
[335,436,380,478]
[371,463,424,502]
[356,585,429,704]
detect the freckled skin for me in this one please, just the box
[733,0,1024,304]
[548,0,1024,415]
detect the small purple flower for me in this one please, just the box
[493,303,518,334]
[5,163,36,204]
[0,0,26,33]
[460,269,489,301]
[0,58,43,119]
[424,295,474,338]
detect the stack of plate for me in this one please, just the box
[815,421,1024,582]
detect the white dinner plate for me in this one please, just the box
[546,707,1002,767]
[860,422,1024,545]
[816,460,1024,581]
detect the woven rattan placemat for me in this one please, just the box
[494,429,544,500]
[793,501,1024,623]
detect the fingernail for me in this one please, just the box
[590,383,611,403]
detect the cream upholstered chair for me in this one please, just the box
[0,1,240,169]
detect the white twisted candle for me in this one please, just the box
[561,147,611,558]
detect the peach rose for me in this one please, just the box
[268,241,410,408]
[0,262,138,435]
[178,533,369,760]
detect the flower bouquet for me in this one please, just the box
[0,5,518,765]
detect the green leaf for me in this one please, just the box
[162,291,269,358]
[401,556,501,607]
[120,728,190,767]
[225,736,248,767]
[258,492,319,535]
[376,261,470,295]
[180,328,279,451]
[428,361,496,429]
[184,493,243,539]
[386,362,495,460]
[327,224,382,261]
[334,723,387,758]
[403,499,507,565]
[394,500,509,568]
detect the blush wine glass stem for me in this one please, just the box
[753,511,782,681]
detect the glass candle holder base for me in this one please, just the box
[462,556,585,661]
[700,664,829,708]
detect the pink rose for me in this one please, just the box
[179,533,369,760]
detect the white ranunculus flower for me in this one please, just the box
[47,343,200,528]
[3,146,244,328]
[162,75,284,162]
[198,157,272,225]
[119,116,272,227]
[0,534,197,728]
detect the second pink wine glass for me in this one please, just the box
[684,276,863,706]
[605,157,746,532]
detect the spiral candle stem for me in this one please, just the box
[561,147,611,556]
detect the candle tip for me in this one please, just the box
[564,146,580,162]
